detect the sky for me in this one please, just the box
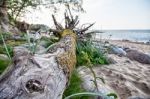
[23,0,150,30]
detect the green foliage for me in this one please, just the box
[0,55,11,74]
[0,40,26,58]
[76,40,108,94]
[41,36,59,48]
[5,0,84,22]
[63,71,117,99]
[0,39,26,58]
[0,61,8,74]
[6,40,26,47]
[24,35,59,54]
[63,70,89,99]
[0,32,12,74]
[0,33,13,59]
[62,39,112,99]
[0,45,13,57]
[7,0,42,21]
[0,32,25,74]
[0,32,12,43]
[76,40,109,66]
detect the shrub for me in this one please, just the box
[76,40,109,66]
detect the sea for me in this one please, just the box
[94,30,150,43]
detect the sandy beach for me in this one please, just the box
[78,40,150,99]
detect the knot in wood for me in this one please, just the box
[26,79,44,93]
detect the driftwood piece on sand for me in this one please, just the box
[0,29,76,99]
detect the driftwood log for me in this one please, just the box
[0,6,95,98]
[0,29,76,99]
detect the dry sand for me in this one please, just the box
[78,40,150,99]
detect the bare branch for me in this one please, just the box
[78,23,95,33]
[73,16,79,27]
[67,4,73,22]
[84,30,104,35]
[52,14,63,30]
[64,12,68,28]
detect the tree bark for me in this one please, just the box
[0,29,76,99]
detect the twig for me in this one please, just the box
[67,5,73,22]
[52,15,63,30]
[78,23,95,33]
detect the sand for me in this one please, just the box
[78,40,150,99]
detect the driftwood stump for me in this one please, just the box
[0,29,76,99]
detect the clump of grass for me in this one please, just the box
[76,40,109,66]
[0,32,12,43]
[0,45,13,57]
[0,32,12,59]
[6,40,26,47]
[0,40,25,58]
[0,54,11,74]
[0,32,13,74]
[63,70,90,99]
[40,36,59,48]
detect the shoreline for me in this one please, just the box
[93,38,150,45]
[92,39,150,54]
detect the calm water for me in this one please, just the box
[94,30,150,43]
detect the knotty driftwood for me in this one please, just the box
[0,7,94,98]
[0,29,76,99]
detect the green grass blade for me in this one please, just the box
[64,92,114,99]
[26,31,32,52]
[0,32,11,60]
